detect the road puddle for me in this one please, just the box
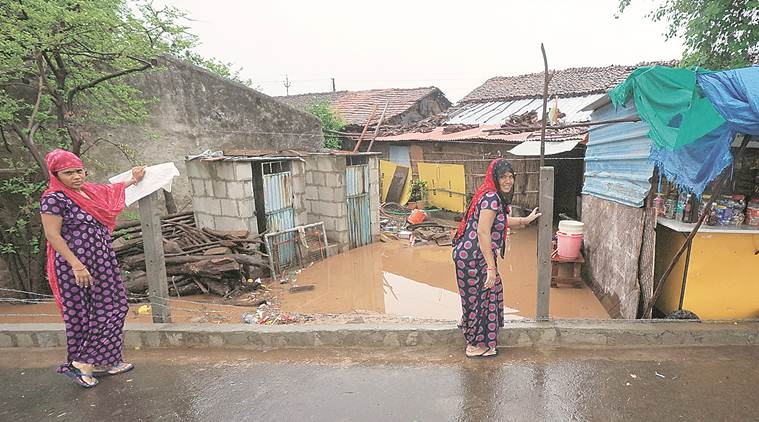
[277,226,609,320]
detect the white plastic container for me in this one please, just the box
[558,220,585,235]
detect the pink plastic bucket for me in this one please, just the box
[556,231,583,259]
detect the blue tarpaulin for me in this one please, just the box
[613,66,759,196]
[697,66,759,137]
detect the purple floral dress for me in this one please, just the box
[40,191,129,370]
[452,192,507,348]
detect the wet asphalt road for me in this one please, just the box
[1,346,758,421]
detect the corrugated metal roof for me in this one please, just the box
[582,102,654,208]
[446,94,605,125]
[509,140,580,156]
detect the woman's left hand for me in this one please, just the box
[526,207,542,224]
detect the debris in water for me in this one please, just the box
[655,371,666,379]
[629,374,637,379]
[289,284,315,293]
[625,382,631,386]
[242,304,312,325]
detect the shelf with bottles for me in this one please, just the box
[653,173,759,229]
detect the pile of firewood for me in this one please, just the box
[112,211,269,300]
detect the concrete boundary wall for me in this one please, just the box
[2,321,759,350]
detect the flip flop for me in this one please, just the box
[93,362,134,377]
[465,347,498,359]
[61,363,99,388]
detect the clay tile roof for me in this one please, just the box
[274,91,347,112]
[461,61,678,103]
[277,87,449,126]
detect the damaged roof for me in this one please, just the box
[276,87,451,126]
[375,125,586,144]
[460,62,677,103]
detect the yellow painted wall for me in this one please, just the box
[379,160,411,205]
[655,225,759,319]
[417,162,467,212]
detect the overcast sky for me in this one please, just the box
[157,0,683,103]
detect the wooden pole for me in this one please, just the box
[536,166,554,320]
[352,105,378,153]
[367,100,390,152]
[138,190,172,323]
[643,134,752,317]
[539,44,551,167]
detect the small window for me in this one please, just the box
[262,160,291,175]
[347,156,368,166]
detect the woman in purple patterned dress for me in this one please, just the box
[452,159,540,358]
[40,149,145,387]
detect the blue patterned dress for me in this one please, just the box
[452,192,507,348]
[40,192,129,370]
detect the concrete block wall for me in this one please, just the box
[368,156,381,240]
[305,155,350,250]
[185,160,257,233]
[291,161,308,227]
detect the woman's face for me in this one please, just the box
[498,172,514,194]
[56,167,86,190]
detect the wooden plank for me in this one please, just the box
[138,190,172,323]
[536,166,554,320]
[385,165,409,204]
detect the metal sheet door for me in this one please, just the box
[346,164,371,248]
[263,167,296,267]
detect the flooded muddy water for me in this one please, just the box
[0,227,608,324]
[277,226,609,320]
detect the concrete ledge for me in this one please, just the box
[2,320,759,349]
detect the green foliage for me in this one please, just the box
[0,0,249,293]
[305,101,347,149]
[409,179,428,202]
[618,0,759,69]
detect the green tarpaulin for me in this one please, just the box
[609,66,726,151]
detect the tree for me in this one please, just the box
[305,101,347,149]
[0,0,249,294]
[618,0,759,69]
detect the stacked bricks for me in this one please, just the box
[305,155,350,250]
[185,160,257,233]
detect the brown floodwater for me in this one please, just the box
[276,226,609,320]
[0,227,608,324]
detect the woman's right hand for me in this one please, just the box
[484,269,497,289]
[130,166,146,184]
[73,265,93,288]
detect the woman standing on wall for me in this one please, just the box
[452,158,540,358]
[40,149,145,387]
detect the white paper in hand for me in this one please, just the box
[109,162,180,206]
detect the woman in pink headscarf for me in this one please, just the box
[452,158,540,358]
[40,149,145,388]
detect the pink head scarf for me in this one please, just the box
[42,149,127,310]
